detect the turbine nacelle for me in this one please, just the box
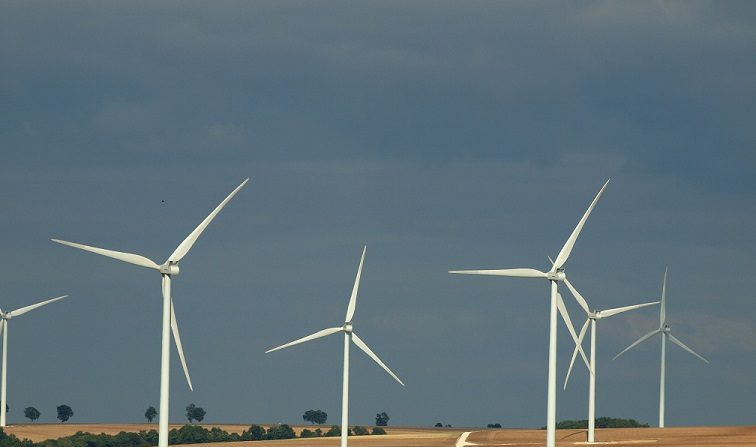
[159,263,180,276]
[662,324,671,333]
[546,271,566,281]
[343,323,353,333]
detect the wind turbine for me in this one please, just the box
[613,267,708,428]
[266,246,404,447]
[0,295,68,427]
[52,179,247,447]
[449,179,609,447]
[562,284,659,443]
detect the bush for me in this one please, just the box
[325,426,341,437]
[487,423,501,428]
[434,423,443,428]
[300,429,316,438]
[241,425,266,441]
[371,427,386,435]
[266,424,295,440]
[352,426,369,436]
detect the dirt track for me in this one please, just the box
[5,424,756,447]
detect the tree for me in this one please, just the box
[371,427,386,435]
[375,412,390,427]
[24,407,40,422]
[324,426,340,437]
[434,423,443,427]
[487,423,501,428]
[303,409,328,425]
[57,404,73,422]
[185,403,206,423]
[352,426,368,436]
[145,406,158,423]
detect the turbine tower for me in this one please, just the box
[266,246,404,447]
[613,268,708,428]
[0,295,68,427]
[52,179,247,447]
[449,179,609,447]
[562,284,658,443]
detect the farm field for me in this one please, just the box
[5,424,756,447]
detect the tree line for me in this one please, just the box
[0,423,387,447]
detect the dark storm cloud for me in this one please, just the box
[1,0,755,428]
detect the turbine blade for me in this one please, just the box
[563,278,591,315]
[448,268,547,278]
[668,334,709,364]
[170,296,193,391]
[168,179,249,263]
[265,327,342,353]
[345,246,366,324]
[351,332,404,386]
[564,318,591,390]
[52,239,159,270]
[613,329,661,360]
[7,295,68,318]
[556,292,592,374]
[553,179,610,270]
[660,267,668,325]
[600,301,660,318]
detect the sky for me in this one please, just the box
[1,0,756,429]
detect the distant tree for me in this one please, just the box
[352,426,368,436]
[24,407,40,422]
[193,407,206,423]
[434,423,443,427]
[371,427,386,435]
[375,412,390,426]
[266,424,295,440]
[185,403,206,423]
[445,424,451,428]
[145,406,158,423]
[487,423,501,428]
[300,429,316,438]
[56,404,73,422]
[303,409,328,425]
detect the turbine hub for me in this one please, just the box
[343,323,353,333]
[546,271,566,281]
[159,263,180,276]
[663,325,671,333]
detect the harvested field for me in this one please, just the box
[4,424,756,447]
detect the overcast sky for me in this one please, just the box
[1,1,755,429]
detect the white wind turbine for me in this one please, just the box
[0,295,68,427]
[613,267,708,428]
[52,179,247,447]
[266,246,404,447]
[562,285,659,443]
[449,179,609,447]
